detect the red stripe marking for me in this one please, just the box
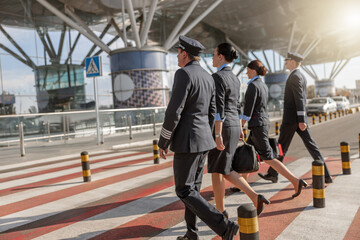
[0,152,144,183]
[344,207,360,240]
[0,174,175,239]
[0,153,151,197]
[0,156,173,217]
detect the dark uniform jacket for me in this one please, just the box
[213,66,241,126]
[243,77,270,128]
[158,61,217,153]
[282,69,307,124]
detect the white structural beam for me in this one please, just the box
[332,59,351,79]
[169,0,223,49]
[295,32,308,53]
[125,0,141,48]
[36,0,111,54]
[225,36,250,60]
[140,0,158,47]
[303,38,321,58]
[163,0,199,50]
[287,21,296,52]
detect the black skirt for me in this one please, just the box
[208,126,240,175]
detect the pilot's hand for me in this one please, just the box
[159,148,168,159]
[299,122,307,131]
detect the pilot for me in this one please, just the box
[158,35,238,240]
[258,52,333,184]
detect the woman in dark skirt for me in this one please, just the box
[241,60,307,198]
[208,43,270,217]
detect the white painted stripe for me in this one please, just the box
[0,156,174,233]
[277,158,360,240]
[161,128,172,137]
[0,153,153,191]
[0,149,113,171]
[0,153,154,205]
[0,151,137,179]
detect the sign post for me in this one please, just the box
[85,56,102,145]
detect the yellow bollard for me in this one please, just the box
[329,112,332,120]
[238,203,258,240]
[319,114,322,123]
[312,115,315,125]
[153,139,159,164]
[324,113,327,121]
[312,160,325,208]
[340,142,351,175]
[243,128,248,142]
[275,122,279,136]
[81,151,91,182]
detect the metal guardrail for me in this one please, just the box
[0,107,166,146]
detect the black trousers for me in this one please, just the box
[173,151,229,239]
[267,122,332,178]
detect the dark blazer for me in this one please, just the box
[243,77,270,128]
[212,66,241,127]
[282,69,307,124]
[158,61,217,153]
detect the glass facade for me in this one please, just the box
[35,64,86,113]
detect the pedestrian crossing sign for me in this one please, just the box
[85,56,102,77]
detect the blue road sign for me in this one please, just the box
[85,56,102,77]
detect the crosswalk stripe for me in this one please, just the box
[0,150,358,240]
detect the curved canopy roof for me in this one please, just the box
[1,0,360,65]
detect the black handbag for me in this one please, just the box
[232,140,260,173]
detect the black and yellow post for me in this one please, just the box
[329,112,332,120]
[275,122,279,135]
[153,139,159,164]
[312,160,325,208]
[312,115,315,125]
[340,141,351,175]
[342,109,345,116]
[345,109,348,115]
[243,128,248,142]
[318,114,322,123]
[324,113,327,121]
[338,110,341,118]
[349,108,353,114]
[81,151,91,182]
[334,111,337,118]
[357,107,359,112]
[238,203,258,240]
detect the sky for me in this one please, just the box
[1,26,360,114]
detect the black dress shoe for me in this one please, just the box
[222,210,229,219]
[177,236,191,240]
[325,176,333,183]
[292,179,308,198]
[229,187,241,192]
[258,173,278,183]
[257,194,270,216]
[222,221,239,240]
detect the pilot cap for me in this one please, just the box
[176,35,205,57]
[285,52,304,62]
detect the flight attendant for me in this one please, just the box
[208,43,270,218]
[242,60,307,198]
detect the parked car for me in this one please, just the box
[332,96,350,111]
[306,97,337,116]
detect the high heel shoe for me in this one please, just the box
[292,179,308,198]
[257,194,270,216]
